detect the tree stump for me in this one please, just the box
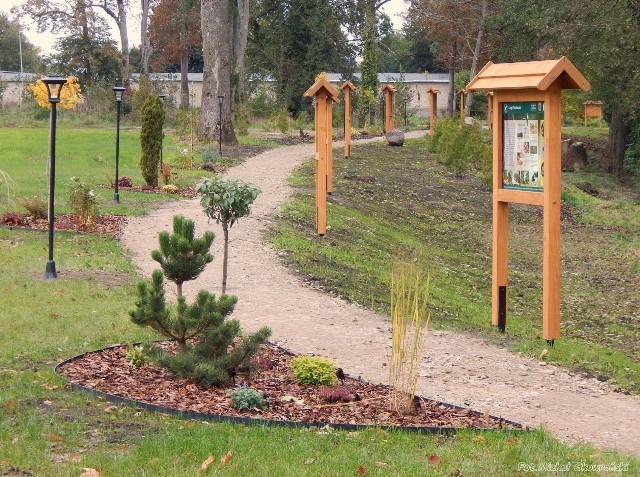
[561,139,588,171]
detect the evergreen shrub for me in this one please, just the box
[291,356,337,386]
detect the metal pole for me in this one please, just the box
[113,100,121,203]
[404,99,407,127]
[44,102,57,279]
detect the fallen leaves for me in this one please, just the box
[357,464,366,474]
[427,454,441,466]
[79,468,100,477]
[220,450,233,465]
[199,455,215,474]
[46,433,64,442]
[539,348,549,360]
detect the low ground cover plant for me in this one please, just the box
[291,355,338,386]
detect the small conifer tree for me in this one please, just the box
[130,215,271,386]
[140,94,165,186]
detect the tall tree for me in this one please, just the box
[19,0,130,89]
[140,0,156,75]
[247,0,355,115]
[0,13,42,72]
[200,0,238,143]
[408,0,491,116]
[50,34,121,85]
[149,0,201,107]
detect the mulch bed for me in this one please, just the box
[1,213,125,238]
[57,342,522,431]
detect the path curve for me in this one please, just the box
[121,134,640,457]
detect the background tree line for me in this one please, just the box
[2,0,639,180]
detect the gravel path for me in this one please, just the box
[120,133,640,457]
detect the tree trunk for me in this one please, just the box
[140,0,152,75]
[76,0,93,85]
[222,224,229,294]
[199,0,238,144]
[232,0,250,107]
[180,47,190,108]
[607,103,628,177]
[466,0,488,116]
[448,39,457,117]
[100,0,130,90]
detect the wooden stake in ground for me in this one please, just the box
[304,73,340,236]
[427,88,439,135]
[382,84,396,133]
[341,81,356,158]
[467,56,590,341]
[459,89,468,126]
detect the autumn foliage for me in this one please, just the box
[28,76,82,110]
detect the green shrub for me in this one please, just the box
[126,344,146,368]
[227,385,269,410]
[290,355,337,386]
[140,95,165,186]
[234,104,250,136]
[248,89,274,119]
[68,176,98,228]
[276,108,289,134]
[430,119,492,178]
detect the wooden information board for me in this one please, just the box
[467,57,590,342]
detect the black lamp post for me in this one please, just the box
[42,76,67,280]
[158,94,167,169]
[217,95,224,156]
[112,86,125,204]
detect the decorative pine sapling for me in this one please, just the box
[151,215,214,297]
[197,175,260,294]
[129,214,271,385]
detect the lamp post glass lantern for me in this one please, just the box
[158,94,167,169]
[112,86,126,204]
[218,95,224,156]
[42,75,67,280]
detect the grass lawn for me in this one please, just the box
[0,126,638,475]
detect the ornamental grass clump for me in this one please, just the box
[291,356,337,386]
[130,214,271,386]
[389,262,431,415]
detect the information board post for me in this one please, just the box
[427,87,439,135]
[459,89,467,126]
[468,57,590,342]
[382,84,396,133]
[304,73,340,236]
[341,81,356,158]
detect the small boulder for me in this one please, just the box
[385,129,405,147]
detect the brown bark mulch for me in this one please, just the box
[57,342,523,432]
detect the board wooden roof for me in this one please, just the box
[340,80,357,91]
[427,87,440,94]
[304,75,340,102]
[467,57,590,92]
[381,84,396,92]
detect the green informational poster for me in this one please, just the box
[502,102,544,192]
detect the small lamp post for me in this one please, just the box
[112,86,125,204]
[158,93,167,169]
[217,95,224,156]
[42,76,67,280]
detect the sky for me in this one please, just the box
[1,0,407,57]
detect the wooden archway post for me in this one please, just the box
[304,73,340,236]
[459,89,468,126]
[427,87,439,134]
[486,92,494,129]
[382,84,396,132]
[468,57,590,342]
[341,81,357,158]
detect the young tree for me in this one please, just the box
[0,13,42,72]
[140,94,165,186]
[197,176,260,294]
[130,214,271,386]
